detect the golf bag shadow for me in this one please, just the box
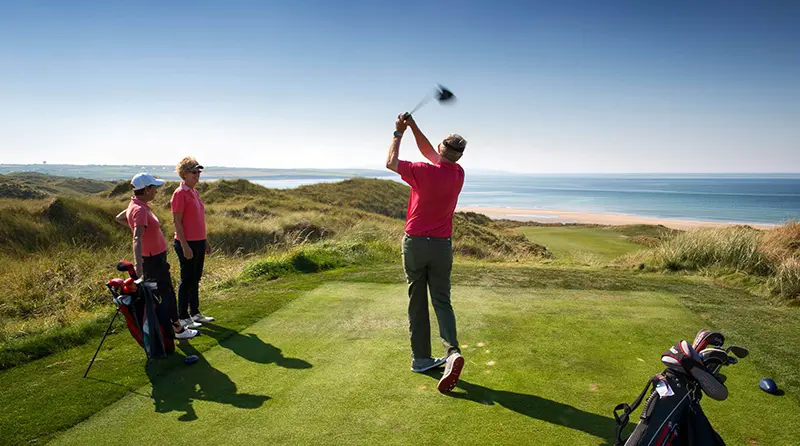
[614,370,725,445]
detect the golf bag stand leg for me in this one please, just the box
[83,309,120,378]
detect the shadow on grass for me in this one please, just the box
[84,377,151,397]
[200,323,313,369]
[424,371,616,445]
[145,342,270,421]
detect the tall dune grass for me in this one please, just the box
[636,222,799,301]
[649,226,771,274]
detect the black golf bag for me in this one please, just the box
[614,370,725,445]
[85,264,177,377]
[120,281,175,359]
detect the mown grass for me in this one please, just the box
[0,272,322,445]
[515,226,647,264]
[2,265,798,445]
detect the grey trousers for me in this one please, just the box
[402,233,460,359]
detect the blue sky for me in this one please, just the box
[0,0,798,173]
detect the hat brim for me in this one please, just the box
[134,179,165,190]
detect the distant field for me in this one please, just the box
[515,226,646,262]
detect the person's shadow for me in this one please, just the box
[425,371,617,445]
[200,323,313,369]
[146,342,270,421]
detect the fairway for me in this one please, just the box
[52,282,799,445]
[516,226,646,261]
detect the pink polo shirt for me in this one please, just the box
[170,182,207,241]
[397,160,465,237]
[126,197,167,256]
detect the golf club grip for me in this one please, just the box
[402,112,411,120]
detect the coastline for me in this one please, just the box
[457,206,779,230]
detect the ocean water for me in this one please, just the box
[254,174,800,225]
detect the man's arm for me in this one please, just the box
[405,115,442,164]
[385,134,402,173]
[385,114,408,173]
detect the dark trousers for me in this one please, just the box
[402,234,460,359]
[174,239,206,320]
[141,251,179,324]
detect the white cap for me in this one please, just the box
[131,173,165,191]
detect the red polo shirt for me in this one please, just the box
[397,160,465,237]
[126,197,167,256]
[170,183,207,241]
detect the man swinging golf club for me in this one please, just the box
[385,112,467,393]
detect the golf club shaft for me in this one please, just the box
[405,91,436,118]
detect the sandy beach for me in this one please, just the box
[457,206,778,230]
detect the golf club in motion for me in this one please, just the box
[402,84,456,120]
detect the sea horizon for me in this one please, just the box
[2,164,798,226]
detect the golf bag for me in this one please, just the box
[84,263,177,377]
[614,370,725,446]
[118,281,175,359]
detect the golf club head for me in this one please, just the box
[663,340,728,400]
[727,356,738,365]
[106,279,124,298]
[661,354,685,373]
[661,340,701,373]
[692,329,724,352]
[107,278,124,289]
[116,260,137,279]
[403,84,457,119]
[690,366,729,401]
[435,84,456,102]
[121,277,137,295]
[699,347,728,368]
[727,345,749,358]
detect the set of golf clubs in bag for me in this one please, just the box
[84,260,176,377]
[614,329,748,446]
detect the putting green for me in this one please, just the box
[516,226,644,261]
[53,283,798,445]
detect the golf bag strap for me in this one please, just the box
[614,375,659,446]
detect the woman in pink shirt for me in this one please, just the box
[171,157,214,329]
[114,173,198,340]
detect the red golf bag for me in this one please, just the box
[84,262,175,377]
